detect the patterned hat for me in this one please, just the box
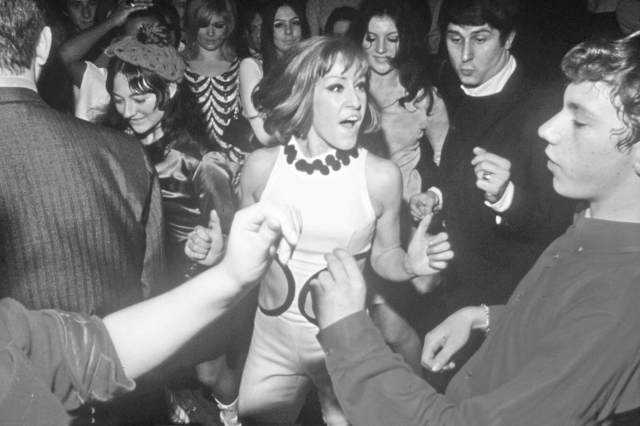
[105,23,186,82]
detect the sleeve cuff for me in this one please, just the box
[485,181,514,224]
[427,186,443,210]
[317,311,386,361]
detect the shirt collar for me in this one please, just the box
[461,55,517,97]
[0,74,37,92]
[571,211,640,253]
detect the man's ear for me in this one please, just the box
[35,26,52,67]
[504,31,516,51]
[632,142,640,177]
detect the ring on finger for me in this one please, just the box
[481,171,492,181]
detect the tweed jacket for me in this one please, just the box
[0,87,166,316]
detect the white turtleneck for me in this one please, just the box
[461,54,517,97]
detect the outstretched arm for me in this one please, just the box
[368,156,452,281]
[104,201,300,379]
[59,1,152,86]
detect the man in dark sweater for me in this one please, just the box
[314,31,640,424]
[412,0,574,315]
[0,1,165,316]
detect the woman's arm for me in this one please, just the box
[239,58,276,146]
[367,155,414,281]
[367,155,452,281]
[238,147,280,207]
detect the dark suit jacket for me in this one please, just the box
[0,87,166,316]
[427,69,575,312]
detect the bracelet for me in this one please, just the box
[480,303,490,333]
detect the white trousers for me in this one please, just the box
[239,310,349,425]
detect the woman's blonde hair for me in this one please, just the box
[253,36,379,143]
[184,0,237,61]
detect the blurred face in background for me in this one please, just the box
[248,12,262,51]
[197,12,229,52]
[362,14,398,76]
[65,0,98,31]
[172,0,187,29]
[330,19,351,37]
[273,5,302,56]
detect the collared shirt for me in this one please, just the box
[0,74,37,92]
[318,214,640,425]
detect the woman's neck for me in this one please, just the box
[139,124,165,146]
[369,69,402,107]
[296,133,332,158]
[196,47,225,62]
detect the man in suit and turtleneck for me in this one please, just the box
[0,0,165,317]
[411,0,575,376]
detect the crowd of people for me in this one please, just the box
[2,0,640,425]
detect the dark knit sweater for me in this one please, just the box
[424,68,575,312]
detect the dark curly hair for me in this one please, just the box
[561,33,640,151]
[348,0,435,111]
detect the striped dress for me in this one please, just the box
[183,58,241,154]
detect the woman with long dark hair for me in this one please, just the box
[238,0,309,146]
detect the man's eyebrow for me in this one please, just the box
[470,29,492,36]
[567,101,597,119]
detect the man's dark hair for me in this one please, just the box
[440,0,519,44]
[562,33,640,151]
[0,0,46,73]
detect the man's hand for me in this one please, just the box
[185,210,225,267]
[108,0,153,27]
[311,250,367,329]
[471,147,511,203]
[406,214,453,276]
[422,306,488,372]
[409,190,440,222]
[219,202,301,286]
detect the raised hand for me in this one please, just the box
[471,147,511,203]
[406,213,453,276]
[108,0,154,27]
[310,249,368,329]
[185,210,225,267]
[219,201,301,285]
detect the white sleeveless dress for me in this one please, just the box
[239,137,376,425]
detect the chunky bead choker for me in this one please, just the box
[284,142,359,175]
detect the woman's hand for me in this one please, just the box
[406,214,453,276]
[185,210,225,267]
